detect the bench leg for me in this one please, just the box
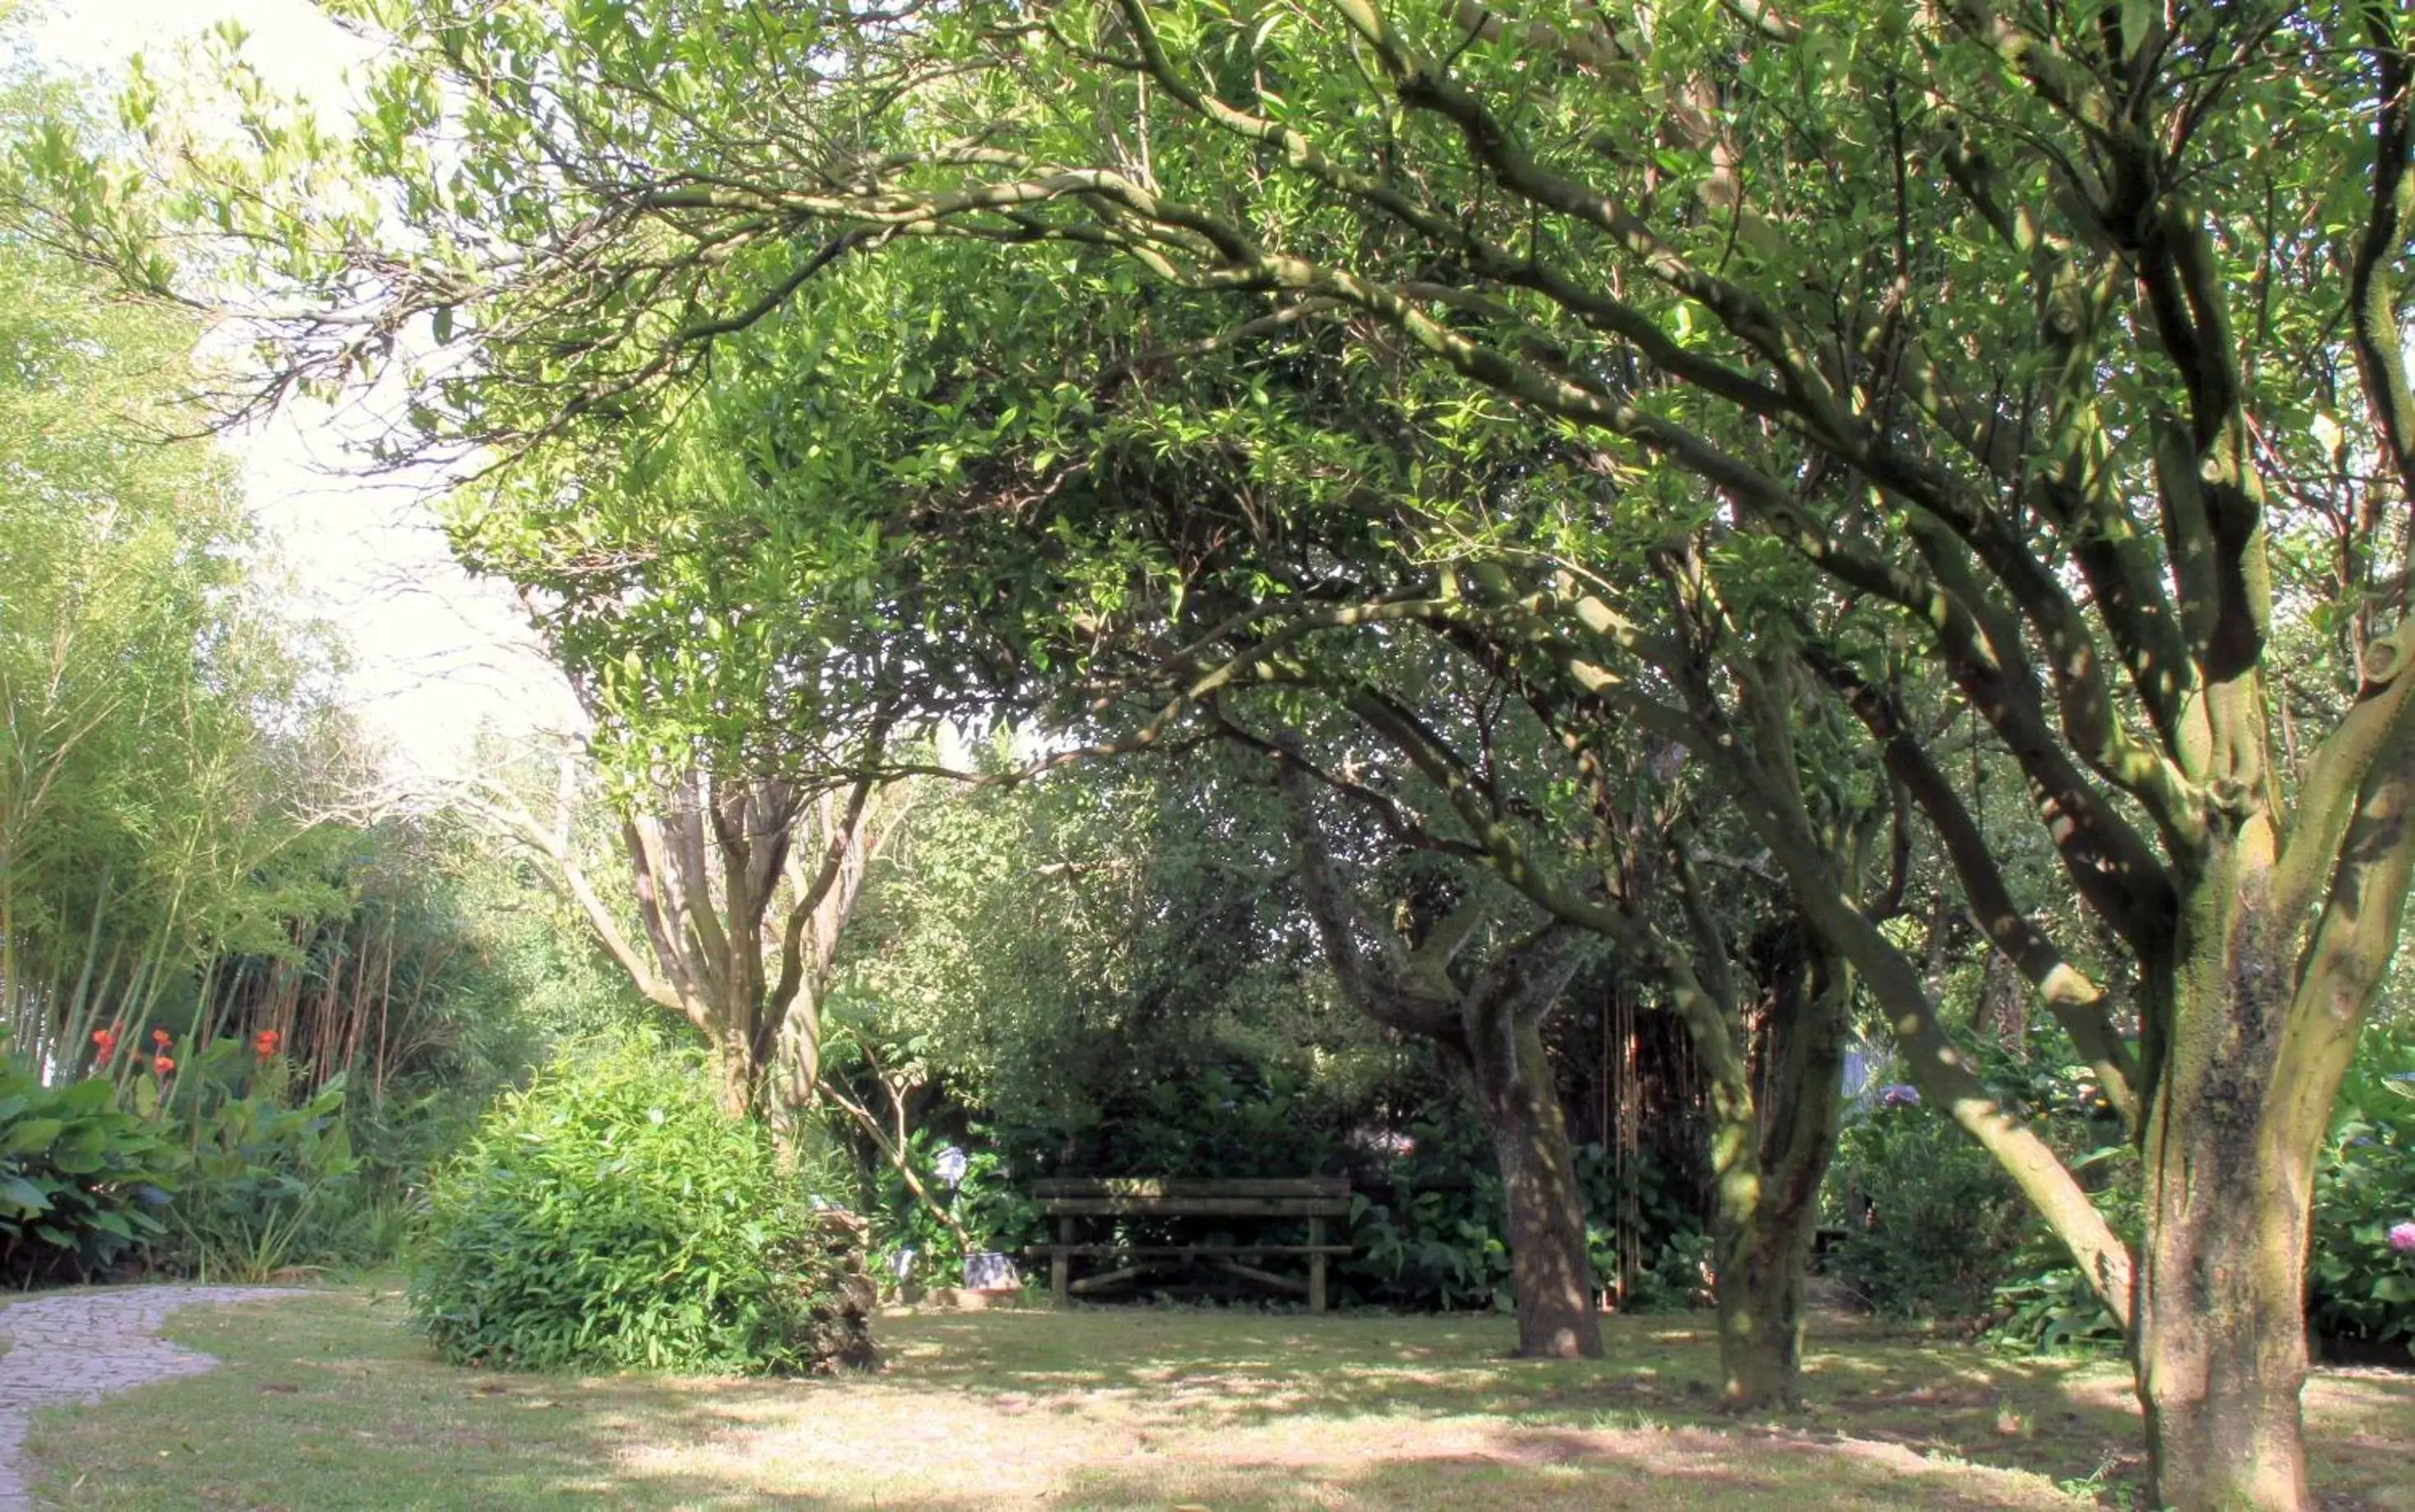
[1308,1216,1328,1313]
[1052,1216,1073,1305]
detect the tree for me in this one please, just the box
[38,2,2415,1496]
[462,740,901,1118]
[1276,757,1602,1359]
[0,164,346,1079]
[1233,638,1871,1404]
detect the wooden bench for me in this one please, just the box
[1028,1177,1352,1312]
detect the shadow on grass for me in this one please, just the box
[25,1292,2415,1510]
[873,1308,2148,1477]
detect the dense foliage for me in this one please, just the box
[1824,1099,2039,1321]
[2307,1019,2415,1358]
[0,222,349,1079]
[0,50,607,1283]
[411,1032,874,1374]
[0,1056,177,1284]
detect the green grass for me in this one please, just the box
[25,1290,2415,1510]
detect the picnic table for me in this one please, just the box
[1027,1177,1352,1312]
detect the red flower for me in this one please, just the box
[151,1028,172,1049]
[252,1029,282,1061]
[152,1055,175,1076]
[91,1027,118,1068]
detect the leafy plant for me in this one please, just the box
[1576,1139,1707,1314]
[1343,1109,1516,1313]
[0,1055,177,1284]
[2306,1018,2415,1359]
[163,1040,363,1282]
[1987,1255,2128,1355]
[1824,1099,2036,1319]
[410,1030,873,1375]
[860,1125,1043,1292]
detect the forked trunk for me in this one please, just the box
[1712,1189,1812,1410]
[1708,1104,1840,1409]
[767,992,825,1155]
[2133,1145,2316,1511]
[1467,1003,1602,1359]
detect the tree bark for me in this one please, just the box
[1274,758,1598,1359]
[2133,1105,2317,1511]
[2129,908,2332,1510]
[716,1039,763,1120]
[1712,1180,1811,1409]
[1706,923,1849,1409]
[1466,1000,1602,1359]
[2124,654,2415,1512]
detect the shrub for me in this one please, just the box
[1824,1098,2036,1318]
[859,1125,1043,1294]
[1979,1141,2135,1356]
[164,1042,364,1282]
[410,1032,873,1374]
[0,1057,178,1285]
[1344,1108,1515,1312]
[1580,1141,1710,1314]
[2307,1019,2415,1359]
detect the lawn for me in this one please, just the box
[26,1290,2415,1510]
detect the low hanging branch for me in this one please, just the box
[813,1026,971,1255]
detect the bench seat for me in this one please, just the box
[1029,1177,1352,1310]
[1026,1244,1354,1258]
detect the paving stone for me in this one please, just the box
[0,1285,307,1510]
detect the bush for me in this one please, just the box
[1580,1141,1710,1314]
[0,1058,178,1285]
[858,1125,1043,1294]
[1340,1105,1513,1312]
[1342,1107,1712,1314]
[164,1042,364,1282]
[1824,1097,2036,1318]
[2307,1018,2415,1359]
[410,1032,873,1374]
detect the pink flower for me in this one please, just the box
[2390,1221,2415,1255]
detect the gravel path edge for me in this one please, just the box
[0,1285,312,1510]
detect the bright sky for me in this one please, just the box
[28,0,584,781]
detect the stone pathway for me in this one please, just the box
[0,1285,305,1511]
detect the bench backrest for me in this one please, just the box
[1029,1176,1350,1218]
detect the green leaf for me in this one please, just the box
[52,1079,114,1114]
[0,1175,51,1215]
[0,1118,65,1155]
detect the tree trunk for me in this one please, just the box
[767,988,824,1154]
[1976,947,2028,1046]
[715,1039,763,1120]
[1712,928,1849,1410]
[1712,1180,1811,1409]
[2131,925,2332,1512]
[1466,1003,1602,1359]
[2133,1129,2316,1511]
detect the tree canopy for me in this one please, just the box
[26,2,2415,1502]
